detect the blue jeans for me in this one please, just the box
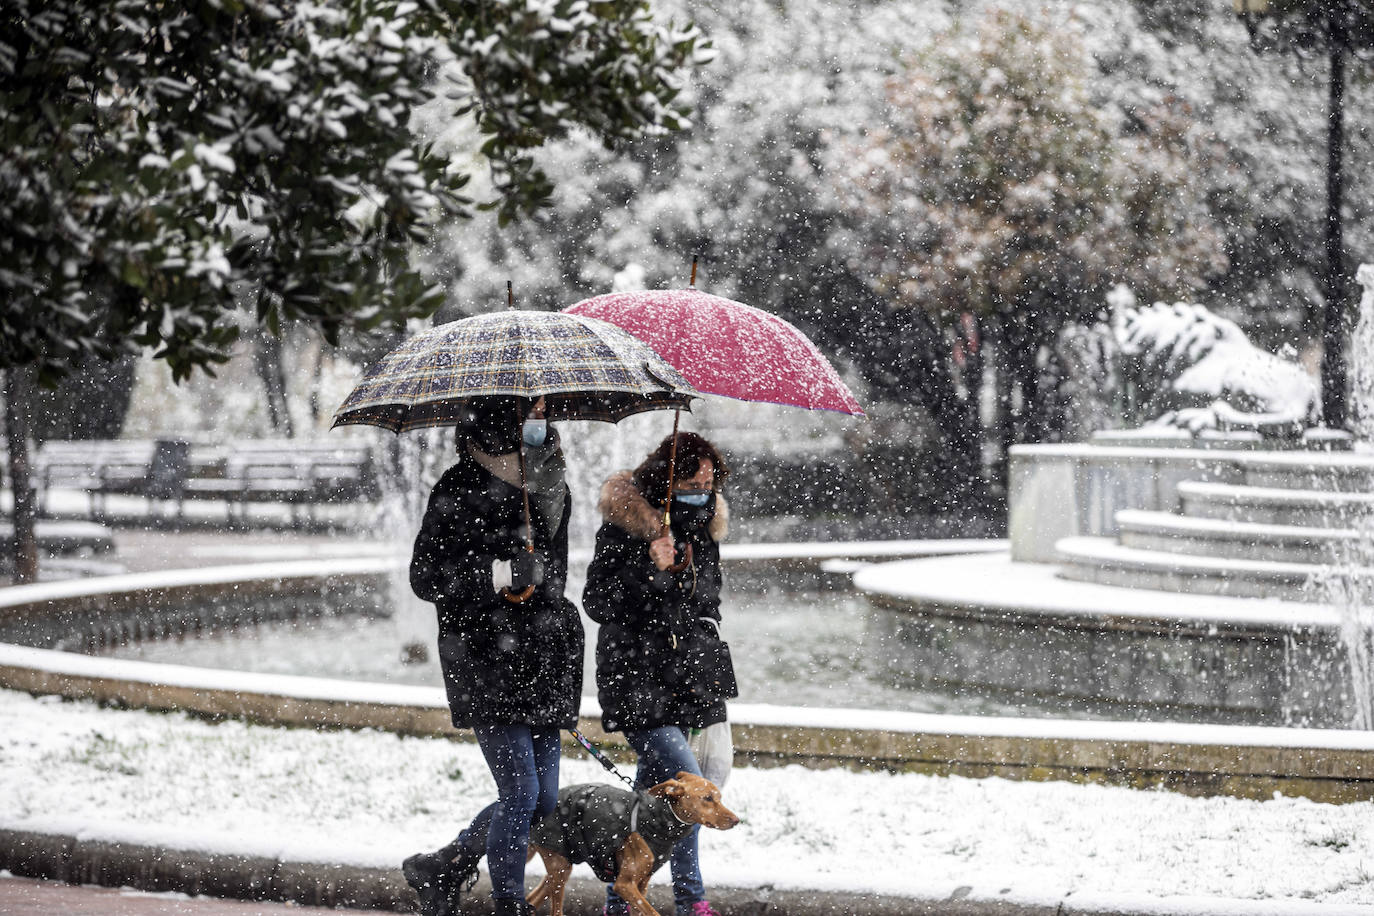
[605,726,704,914]
[473,724,561,901]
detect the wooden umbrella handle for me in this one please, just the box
[659,409,691,573]
[666,540,693,574]
[502,543,537,604]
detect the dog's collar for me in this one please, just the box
[665,798,692,826]
[630,793,691,829]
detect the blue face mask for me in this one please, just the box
[522,418,548,449]
[673,489,712,507]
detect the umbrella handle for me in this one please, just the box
[665,540,693,574]
[502,539,537,603]
[659,409,692,573]
[661,410,681,531]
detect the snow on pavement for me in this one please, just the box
[2,688,1373,906]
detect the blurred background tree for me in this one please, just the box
[1231,0,1374,427]
[830,9,1227,476]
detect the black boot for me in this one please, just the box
[408,805,493,916]
[404,834,484,916]
[402,850,452,916]
[439,841,483,915]
[491,898,534,916]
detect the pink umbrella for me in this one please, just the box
[563,287,863,417]
[566,276,863,570]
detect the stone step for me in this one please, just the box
[1177,480,1374,528]
[1116,509,1362,565]
[1237,454,1374,492]
[1053,535,1358,602]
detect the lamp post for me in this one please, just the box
[1233,0,1352,429]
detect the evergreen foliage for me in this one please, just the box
[831,9,1226,329]
[1239,0,1374,55]
[0,0,707,384]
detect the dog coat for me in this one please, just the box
[529,784,693,884]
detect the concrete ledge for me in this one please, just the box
[729,718,1374,803]
[0,826,1050,915]
[1054,535,1321,601]
[7,640,1374,804]
[7,826,1372,915]
[0,558,395,650]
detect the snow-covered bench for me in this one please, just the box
[178,442,378,525]
[30,439,377,528]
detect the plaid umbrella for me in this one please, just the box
[332,310,698,433]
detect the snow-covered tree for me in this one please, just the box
[0,0,707,580]
[830,8,1228,447]
[0,0,707,383]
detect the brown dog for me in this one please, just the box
[525,772,739,916]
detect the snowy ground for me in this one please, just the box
[3,689,1374,909]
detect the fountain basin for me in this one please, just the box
[855,551,1352,727]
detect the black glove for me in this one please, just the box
[510,551,545,591]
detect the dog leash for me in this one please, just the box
[568,728,637,791]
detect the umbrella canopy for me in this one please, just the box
[563,289,863,416]
[332,310,698,433]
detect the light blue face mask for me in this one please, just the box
[673,489,712,507]
[522,418,548,449]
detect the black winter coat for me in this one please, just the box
[582,494,730,734]
[410,453,584,730]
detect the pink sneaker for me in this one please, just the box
[689,903,722,916]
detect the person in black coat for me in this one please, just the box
[403,395,583,916]
[583,431,737,916]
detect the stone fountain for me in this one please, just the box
[856,275,1374,728]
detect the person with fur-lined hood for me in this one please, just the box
[583,431,738,916]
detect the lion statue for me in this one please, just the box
[1111,295,1320,436]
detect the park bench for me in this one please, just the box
[178,441,379,525]
[93,439,192,517]
[33,440,181,517]
[25,437,377,527]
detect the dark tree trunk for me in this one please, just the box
[1002,311,1033,445]
[814,287,984,499]
[1038,336,1072,443]
[1321,33,1348,429]
[998,309,1061,445]
[904,309,982,498]
[1022,314,1061,444]
[253,331,294,437]
[4,370,39,583]
[308,341,325,427]
[987,318,1014,490]
[961,313,984,458]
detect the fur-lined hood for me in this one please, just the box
[598,471,729,543]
